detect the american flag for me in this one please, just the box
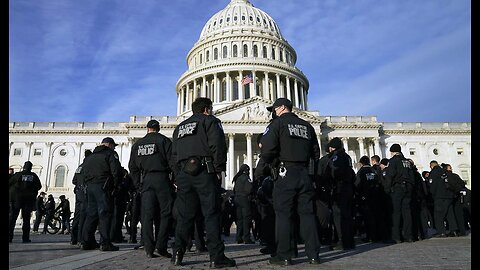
[241,74,253,85]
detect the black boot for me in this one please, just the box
[171,250,184,266]
[210,255,236,268]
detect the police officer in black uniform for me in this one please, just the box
[261,98,320,265]
[326,137,356,250]
[170,97,235,268]
[33,192,46,233]
[129,119,174,258]
[71,150,92,245]
[232,164,255,244]
[9,161,42,243]
[81,137,122,251]
[385,144,415,243]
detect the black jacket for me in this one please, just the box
[385,153,415,192]
[9,170,42,203]
[233,173,252,197]
[129,132,172,188]
[355,165,381,201]
[35,196,46,213]
[82,145,123,186]
[429,165,455,199]
[261,112,320,164]
[171,113,227,173]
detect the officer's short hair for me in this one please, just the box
[192,98,213,113]
[84,150,92,158]
[380,158,389,166]
[359,156,370,165]
[430,160,438,166]
[371,155,380,163]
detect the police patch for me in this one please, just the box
[21,175,33,182]
[287,124,310,139]
[75,166,83,174]
[332,155,338,162]
[138,144,156,156]
[113,153,119,160]
[178,122,198,139]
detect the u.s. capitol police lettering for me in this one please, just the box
[178,122,198,138]
[137,144,156,156]
[287,124,310,139]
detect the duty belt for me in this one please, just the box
[282,161,308,167]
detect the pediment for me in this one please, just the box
[214,96,322,123]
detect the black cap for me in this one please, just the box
[389,143,401,152]
[146,119,160,129]
[266,98,293,112]
[328,137,343,149]
[101,137,118,146]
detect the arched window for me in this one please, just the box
[233,81,239,100]
[55,165,66,187]
[221,80,227,101]
[233,45,238,57]
[206,51,210,62]
[200,53,203,64]
[243,44,248,57]
[214,48,218,60]
[253,45,258,57]
[223,46,227,58]
[245,84,250,99]
[280,49,283,62]
[271,46,276,60]
[263,46,267,58]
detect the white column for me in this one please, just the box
[374,137,381,157]
[246,133,253,180]
[202,76,206,97]
[226,72,231,101]
[294,79,299,108]
[228,133,235,184]
[251,70,256,97]
[300,84,305,110]
[342,137,349,153]
[304,89,308,110]
[286,76,291,100]
[263,71,269,99]
[368,140,374,157]
[317,134,323,157]
[419,141,427,169]
[177,91,181,115]
[447,142,455,164]
[213,74,218,103]
[193,79,197,101]
[75,142,83,167]
[357,137,365,157]
[44,142,54,192]
[276,74,281,99]
[186,83,191,111]
[25,142,33,161]
[238,71,244,101]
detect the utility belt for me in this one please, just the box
[181,156,215,176]
[282,161,308,167]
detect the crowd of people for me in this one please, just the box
[8,97,471,268]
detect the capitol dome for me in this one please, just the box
[176,0,310,116]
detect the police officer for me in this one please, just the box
[170,97,235,268]
[33,192,46,233]
[261,98,320,265]
[385,144,415,243]
[232,164,255,244]
[9,161,42,243]
[326,137,356,250]
[129,119,174,258]
[81,137,122,251]
[109,168,132,243]
[71,149,92,245]
[55,195,71,234]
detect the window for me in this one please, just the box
[286,52,290,64]
[457,148,464,155]
[59,149,67,156]
[206,51,210,62]
[243,44,248,57]
[271,46,276,60]
[221,80,227,101]
[233,81,239,100]
[219,19,223,24]
[234,16,237,21]
[249,16,253,21]
[245,84,250,99]
[433,148,439,155]
[214,48,218,60]
[223,46,227,58]
[33,148,42,156]
[409,148,416,156]
[54,165,66,187]
[242,15,245,21]
[199,53,202,64]
[233,45,238,57]
[257,17,260,23]
[253,45,258,57]
[213,21,216,26]
[226,17,230,22]
[13,148,22,156]
[279,49,283,61]
[263,46,267,58]
[460,170,469,186]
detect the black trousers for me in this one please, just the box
[453,197,466,235]
[234,195,252,242]
[71,190,86,243]
[272,165,319,260]
[332,187,355,248]
[390,185,412,241]
[434,198,457,234]
[173,169,225,261]
[9,200,34,242]
[259,201,276,249]
[82,182,113,246]
[129,192,142,242]
[33,210,44,231]
[141,172,173,254]
[110,192,128,242]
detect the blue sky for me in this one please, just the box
[9,0,470,123]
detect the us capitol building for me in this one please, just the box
[9,0,471,204]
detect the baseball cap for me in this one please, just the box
[389,143,401,152]
[101,137,118,146]
[266,98,293,112]
[146,119,160,129]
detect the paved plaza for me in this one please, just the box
[9,228,471,270]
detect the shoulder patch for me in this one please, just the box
[75,166,83,174]
[263,127,269,135]
[332,155,338,162]
[217,122,223,130]
[113,153,119,160]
